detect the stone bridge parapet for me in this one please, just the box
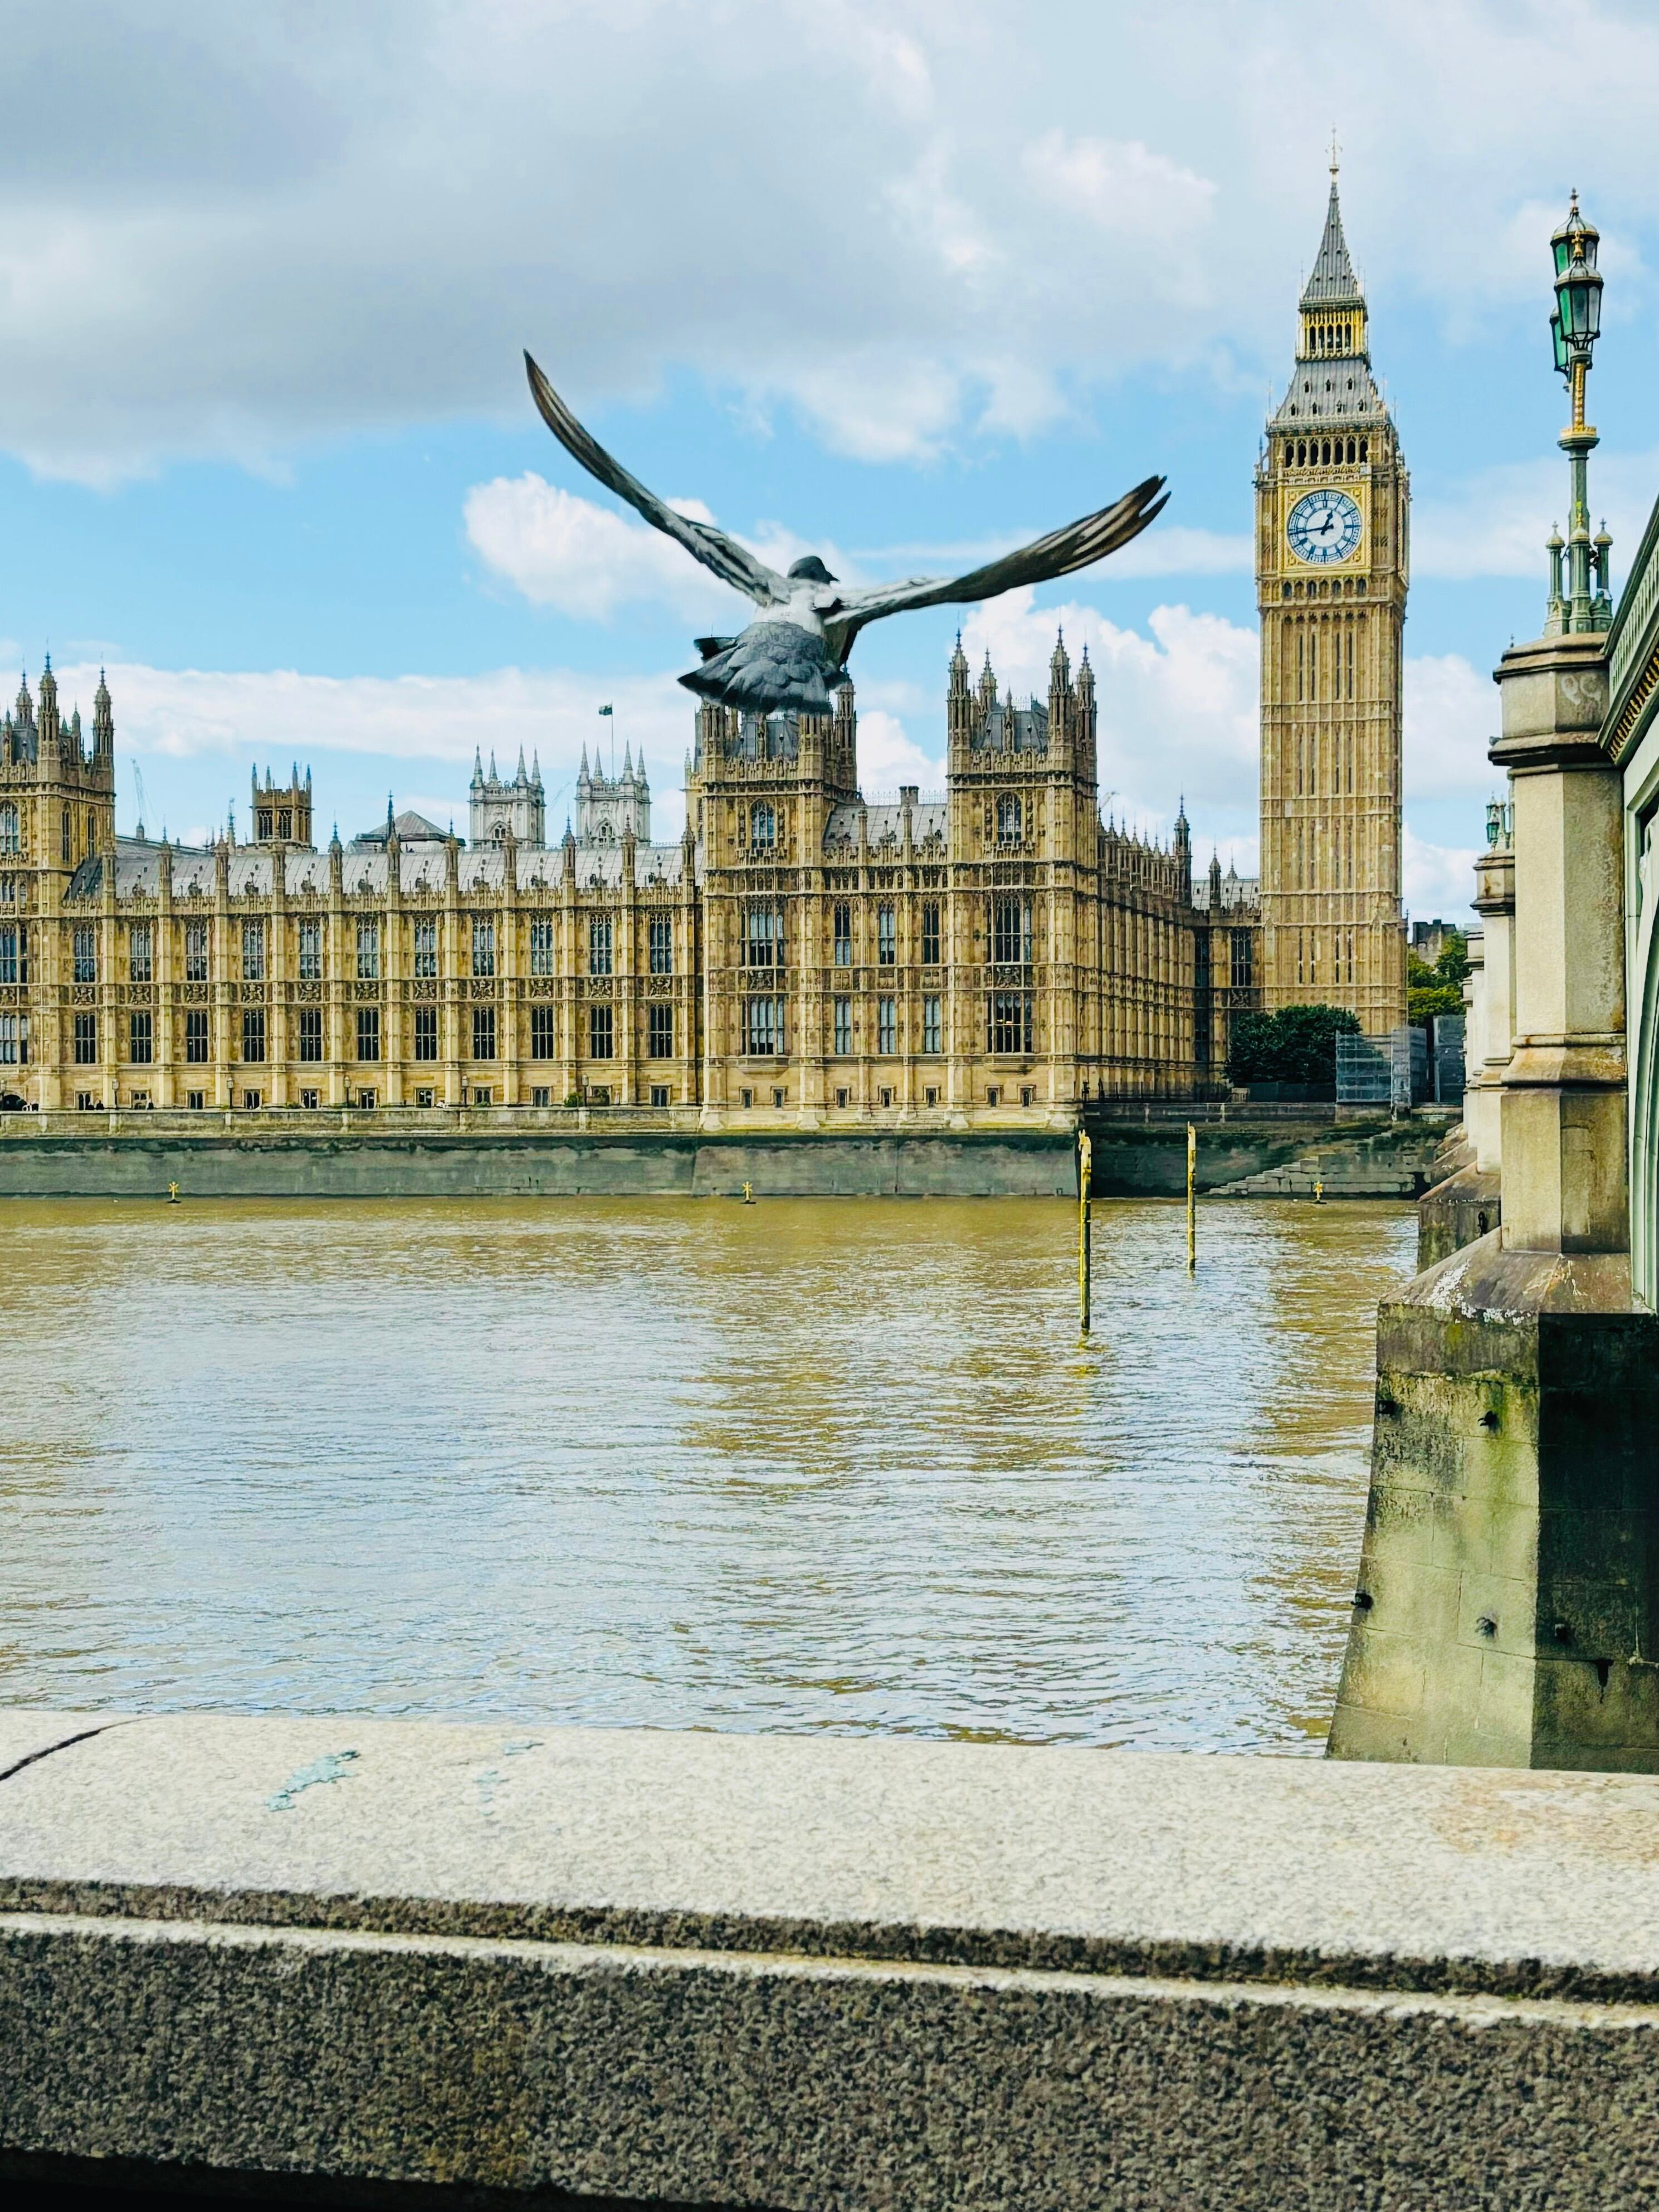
[3,1711,1659,2207]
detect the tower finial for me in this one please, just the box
[1329,126,1340,179]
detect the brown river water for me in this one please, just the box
[0,1195,1413,1751]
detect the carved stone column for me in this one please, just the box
[1330,630,1659,1771]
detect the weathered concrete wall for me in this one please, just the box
[0,1114,1439,1201]
[0,1128,1078,1200]
[7,1710,1659,2209]
[1417,1159,1504,1270]
[1329,1231,1659,1770]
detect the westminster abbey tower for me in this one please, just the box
[1256,168,1408,1031]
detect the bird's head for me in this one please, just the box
[787,556,837,584]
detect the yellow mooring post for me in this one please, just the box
[1186,1122,1197,1274]
[1078,1129,1092,1333]
[167,1181,180,1205]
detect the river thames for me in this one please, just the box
[0,1195,1412,1751]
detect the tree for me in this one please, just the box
[1408,929,1469,1024]
[1227,1003,1362,1089]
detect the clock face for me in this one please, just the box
[1287,488,1363,565]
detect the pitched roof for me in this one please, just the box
[1301,181,1363,307]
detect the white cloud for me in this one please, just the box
[1403,651,1495,798]
[463,476,749,622]
[1414,449,1659,581]
[1404,827,1480,920]
[7,2,1659,477]
[69,659,696,845]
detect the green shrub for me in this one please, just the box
[1227,1003,1362,1086]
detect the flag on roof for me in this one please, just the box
[597,703,613,715]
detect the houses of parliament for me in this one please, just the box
[0,177,1405,1123]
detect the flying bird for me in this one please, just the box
[524,353,1168,717]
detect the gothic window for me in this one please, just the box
[474,1005,498,1060]
[1231,930,1253,990]
[61,808,70,864]
[922,995,941,1054]
[129,923,152,982]
[877,996,896,1055]
[1296,632,1304,704]
[743,996,781,1055]
[648,1003,674,1059]
[997,794,1022,842]
[991,897,1031,966]
[356,919,380,981]
[877,904,896,964]
[73,924,97,983]
[0,924,22,985]
[1359,437,1369,461]
[987,992,1032,1055]
[412,917,436,979]
[186,1009,210,1064]
[74,1011,97,1064]
[1295,735,1303,796]
[296,917,321,981]
[750,801,776,851]
[921,900,941,966]
[1284,441,1294,466]
[745,908,778,969]
[242,919,266,982]
[1295,824,1304,890]
[586,1003,611,1060]
[1310,627,1319,700]
[833,996,851,1055]
[529,1005,555,1060]
[833,902,852,966]
[355,1007,380,1062]
[474,917,497,978]
[0,803,17,855]
[0,1013,26,1065]
[298,1007,323,1063]
[242,1007,266,1064]
[129,1010,153,1065]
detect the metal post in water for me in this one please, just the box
[1187,1122,1197,1274]
[1078,1131,1092,1333]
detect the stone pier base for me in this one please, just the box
[1330,1230,1659,1768]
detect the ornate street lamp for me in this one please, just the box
[1546,193,1611,633]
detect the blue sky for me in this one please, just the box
[7,1,1659,917]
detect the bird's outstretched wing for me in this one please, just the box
[524,352,785,608]
[826,477,1169,646]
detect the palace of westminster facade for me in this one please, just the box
[0,178,1406,1123]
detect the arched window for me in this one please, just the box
[749,801,775,851]
[1297,439,1306,466]
[1359,436,1369,461]
[60,808,70,864]
[997,793,1022,842]
[1284,441,1294,466]
[0,803,17,856]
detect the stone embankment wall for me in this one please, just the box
[0,1108,1442,1200]
[4,1710,1659,2210]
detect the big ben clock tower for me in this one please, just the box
[1257,163,1407,1030]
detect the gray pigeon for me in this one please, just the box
[525,353,1168,716]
